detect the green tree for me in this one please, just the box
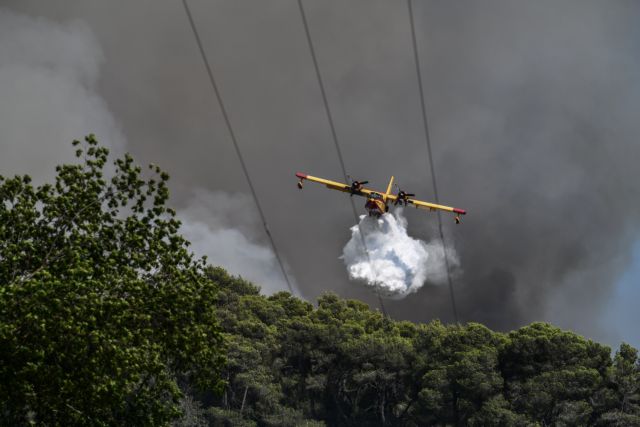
[0,136,225,425]
[273,293,418,426]
[411,323,511,426]
[205,268,323,426]
[597,343,640,425]
[501,322,611,425]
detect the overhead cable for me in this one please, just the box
[407,0,459,324]
[297,0,388,317]
[182,0,296,295]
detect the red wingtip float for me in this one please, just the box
[296,172,467,223]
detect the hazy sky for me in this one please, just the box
[1,0,639,348]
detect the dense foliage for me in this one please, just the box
[0,136,225,425]
[1,137,639,426]
[192,271,640,426]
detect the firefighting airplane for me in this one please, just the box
[295,172,467,223]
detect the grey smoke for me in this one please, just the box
[2,1,640,346]
[0,7,292,296]
[179,190,294,295]
[0,8,125,181]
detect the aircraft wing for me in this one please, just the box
[405,197,467,216]
[295,172,382,198]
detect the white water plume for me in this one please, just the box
[341,209,459,299]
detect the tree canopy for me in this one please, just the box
[202,274,640,427]
[0,136,225,425]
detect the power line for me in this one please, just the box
[407,0,459,324]
[297,0,388,318]
[182,0,296,295]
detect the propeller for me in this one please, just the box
[394,184,415,206]
[347,175,369,195]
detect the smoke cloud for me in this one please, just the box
[178,190,295,295]
[342,209,458,298]
[0,8,124,181]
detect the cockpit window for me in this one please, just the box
[369,193,382,200]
